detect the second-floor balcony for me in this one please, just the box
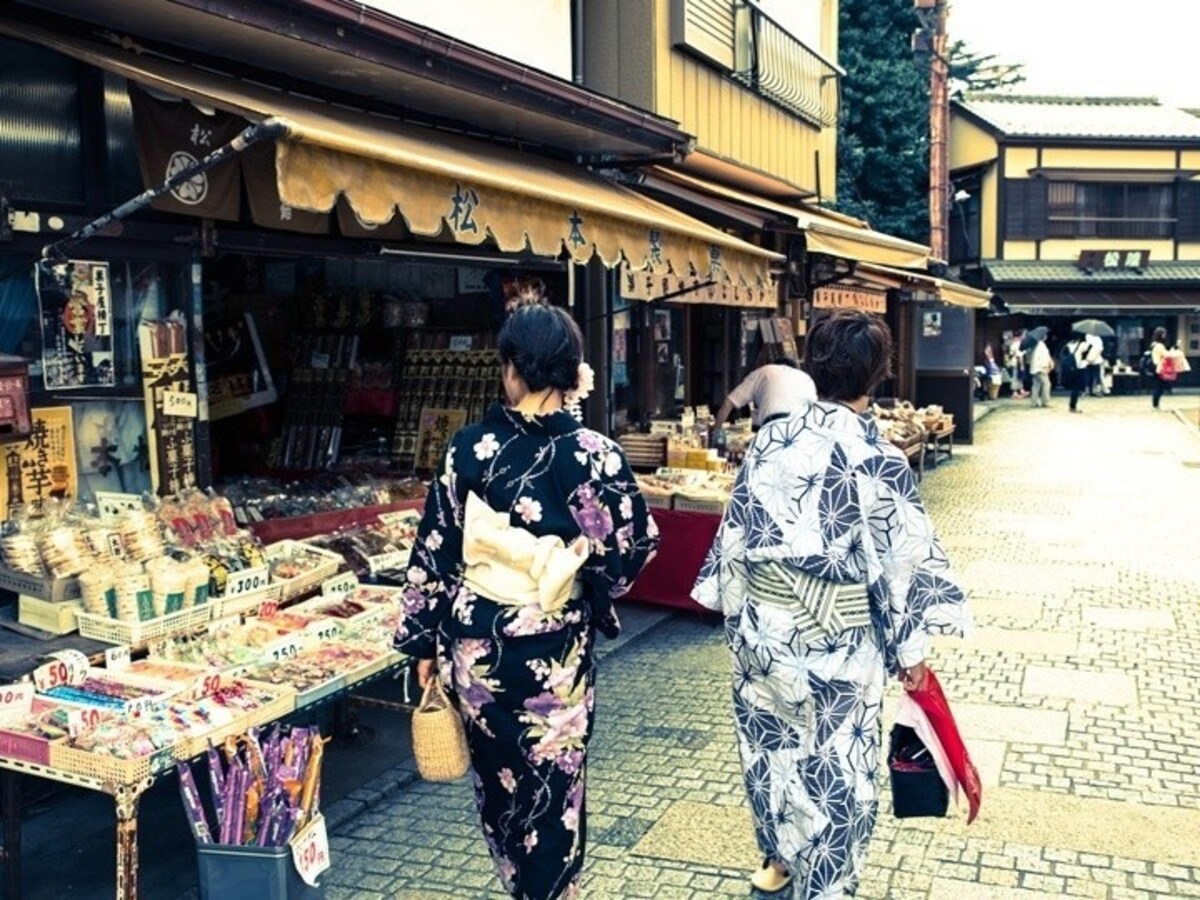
[674,0,842,128]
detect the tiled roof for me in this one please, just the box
[955,94,1200,141]
[985,259,1200,285]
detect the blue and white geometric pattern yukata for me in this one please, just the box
[692,401,972,899]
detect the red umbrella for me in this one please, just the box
[904,669,982,824]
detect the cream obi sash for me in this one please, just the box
[461,492,589,613]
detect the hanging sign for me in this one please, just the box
[36,260,115,390]
[128,85,245,221]
[812,285,888,314]
[139,317,197,496]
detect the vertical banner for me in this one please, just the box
[139,317,198,496]
[37,260,115,390]
[0,406,78,517]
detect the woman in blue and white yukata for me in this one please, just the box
[693,309,972,899]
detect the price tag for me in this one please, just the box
[34,652,87,693]
[66,706,103,738]
[290,814,331,887]
[191,671,223,702]
[310,351,330,369]
[162,390,198,418]
[225,565,270,598]
[258,598,280,619]
[366,550,405,574]
[305,618,342,643]
[105,645,131,672]
[262,634,304,663]
[321,572,358,597]
[0,683,34,718]
[127,694,166,718]
[448,335,473,352]
[95,491,143,522]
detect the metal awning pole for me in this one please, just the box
[40,119,288,263]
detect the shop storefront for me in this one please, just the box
[0,17,782,898]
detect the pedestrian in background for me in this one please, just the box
[395,305,659,900]
[1006,334,1028,398]
[1062,333,1092,413]
[1085,333,1105,396]
[713,356,817,430]
[1028,335,1053,408]
[1148,326,1173,410]
[693,309,972,900]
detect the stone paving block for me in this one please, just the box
[629,800,758,871]
[927,701,1069,745]
[1022,665,1138,705]
[1083,606,1176,631]
[935,626,1078,656]
[966,596,1046,620]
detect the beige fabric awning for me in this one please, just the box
[3,21,780,304]
[855,263,992,309]
[647,168,931,270]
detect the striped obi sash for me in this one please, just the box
[746,561,871,644]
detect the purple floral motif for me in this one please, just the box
[401,587,425,615]
[557,749,585,777]
[525,691,565,718]
[571,490,613,543]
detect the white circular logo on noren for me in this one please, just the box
[166,151,208,205]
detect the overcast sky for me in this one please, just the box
[948,0,1200,108]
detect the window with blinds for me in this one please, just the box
[671,0,738,71]
[1006,179,1198,240]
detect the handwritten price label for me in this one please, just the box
[105,645,131,672]
[263,635,304,663]
[191,672,222,701]
[290,815,331,887]
[366,550,405,575]
[258,599,280,619]
[66,706,102,738]
[127,694,166,718]
[321,572,358,597]
[0,683,34,717]
[162,390,198,418]
[225,566,270,598]
[33,657,85,693]
[305,618,342,643]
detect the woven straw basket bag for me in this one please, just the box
[412,679,470,782]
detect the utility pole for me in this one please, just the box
[916,0,950,261]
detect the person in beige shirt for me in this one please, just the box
[713,357,817,429]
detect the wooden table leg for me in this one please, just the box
[1,771,20,900]
[114,782,146,900]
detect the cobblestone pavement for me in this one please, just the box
[325,394,1200,899]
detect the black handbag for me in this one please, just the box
[888,724,949,818]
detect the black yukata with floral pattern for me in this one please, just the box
[393,404,659,900]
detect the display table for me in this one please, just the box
[247,500,425,543]
[0,649,406,900]
[924,423,955,469]
[624,509,719,614]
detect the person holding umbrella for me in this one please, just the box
[1072,319,1115,397]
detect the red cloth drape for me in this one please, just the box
[623,508,720,613]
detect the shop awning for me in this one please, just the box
[1,21,781,306]
[645,168,932,269]
[855,263,992,309]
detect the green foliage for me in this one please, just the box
[948,39,1026,97]
[834,0,931,244]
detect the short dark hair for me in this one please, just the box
[770,355,798,368]
[804,309,893,401]
[497,304,583,393]
[1151,326,1167,344]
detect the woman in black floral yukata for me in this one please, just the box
[394,304,659,900]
